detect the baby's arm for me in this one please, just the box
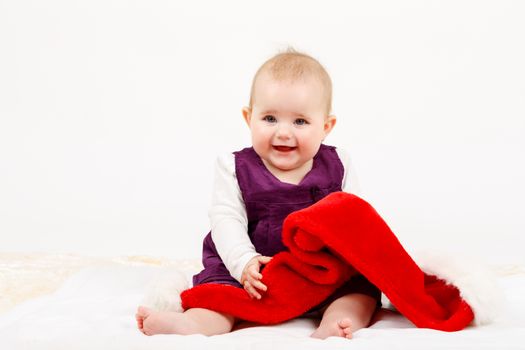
[336,148,362,196]
[209,154,269,297]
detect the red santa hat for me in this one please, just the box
[175,193,502,330]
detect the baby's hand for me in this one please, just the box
[240,255,272,299]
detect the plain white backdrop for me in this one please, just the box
[1,0,524,263]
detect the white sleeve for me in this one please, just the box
[335,148,363,196]
[209,153,260,283]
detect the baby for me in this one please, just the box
[136,49,381,339]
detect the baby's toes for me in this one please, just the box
[136,316,144,329]
[136,306,151,332]
[337,318,352,329]
[343,327,353,339]
[338,318,353,339]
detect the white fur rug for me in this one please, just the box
[0,253,524,350]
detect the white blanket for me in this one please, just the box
[0,256,524,350]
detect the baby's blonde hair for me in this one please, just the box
[248,48,333,114]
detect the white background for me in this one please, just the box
[1,0,524,264]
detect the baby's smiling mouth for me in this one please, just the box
[273,145,297,152]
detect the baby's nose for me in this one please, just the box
[276,124,292,139]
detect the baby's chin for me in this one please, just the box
[267,157,312,172]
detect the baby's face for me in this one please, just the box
[243,73,335,173]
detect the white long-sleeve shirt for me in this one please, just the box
[208,148,362,283]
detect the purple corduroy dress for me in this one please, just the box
[192,144,381,309]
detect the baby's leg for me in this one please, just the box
[310,293,377,339]
[136,306,235,336]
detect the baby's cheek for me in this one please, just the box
[252,138,270,152]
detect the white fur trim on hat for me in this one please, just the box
[412,250,504,326]
[141,268,189,312]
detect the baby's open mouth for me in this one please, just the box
[273,145,296,152]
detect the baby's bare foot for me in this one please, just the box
[310,318,353,339]
[135,306,199,336]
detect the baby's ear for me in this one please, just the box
[324,115,337,135]
[242,107,252,126]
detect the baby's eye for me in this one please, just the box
[294,118,308,126]
[263,115,277,123]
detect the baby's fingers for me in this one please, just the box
[248,268,263,280]
[258,256,272,264]
[251,279,267,292]
[243,281,262,299]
